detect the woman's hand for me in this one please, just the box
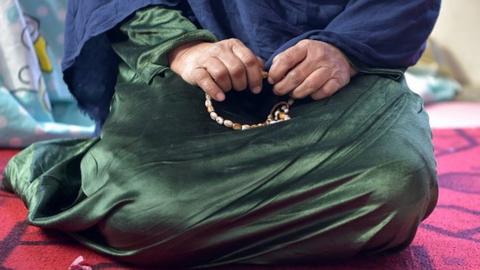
[268,39,357,100]
[168,38,264,102]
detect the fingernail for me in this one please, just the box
[252,86,262,94]
[272,87,280,96]
[216,92,225,101]
[268,77,274,84]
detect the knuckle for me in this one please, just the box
[236,78,248,89]
[321,67,334,78]
[227,38,241,45]
[192,69,206,81]
[322,87,335,96]
[278,55,293,68]
[198,77,211,87]
[206,89,219,97]
[210,44,224,54]
[297,39,311,47]
[243,56,257,67]
[288,70,304,84]
[208,83,221,93]
[212,69,228,81]
[304,81,318,90]
[291,76,303,86]
[315,48,326,59]
[288,70,298,78]
[282,55,294,66]
[311,93,323,100]
[230,65,244,77]
[190,69,201,80]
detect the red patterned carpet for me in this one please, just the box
[1,129,480,270]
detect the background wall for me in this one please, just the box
[430,0,480,90]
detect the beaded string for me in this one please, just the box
[205,72,294,130]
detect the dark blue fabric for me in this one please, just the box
[63,0,440,124]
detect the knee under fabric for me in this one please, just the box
[3,67,438,267]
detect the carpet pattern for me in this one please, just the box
[1,129,479,270]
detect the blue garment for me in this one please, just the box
[63,0,441,124]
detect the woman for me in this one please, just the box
[3,0,440,268]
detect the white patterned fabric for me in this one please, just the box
[0,0,94,148]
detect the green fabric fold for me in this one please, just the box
[110,6,217,84]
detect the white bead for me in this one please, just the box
[205,99,212,107]
[241,125,250,130]
[224,120,233,127]
[216,116,224,125]
[210,112,218,120]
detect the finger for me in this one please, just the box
[258,57,268,80]
[310,79,342,100]
[256,56,265,70]
[232,45,263,94]
[268,44,307,84]
[290,67,331,99]
[218,50,248,91]
[202,57,232,92]
[272,59,316,96]
[191,67,225,101]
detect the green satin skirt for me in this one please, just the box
[3,62,438,268]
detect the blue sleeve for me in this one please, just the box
[62,0,184,126]
[267,0,441,70]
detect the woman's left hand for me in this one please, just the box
[268,39,357,100]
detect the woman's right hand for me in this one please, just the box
[168,38,264,102]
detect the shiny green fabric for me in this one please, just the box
[2,6,438,269]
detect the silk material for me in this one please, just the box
[3,7,438,269]
[2,74,438,267]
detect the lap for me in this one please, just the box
[94,68,437,251]
[3,66,438,267]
